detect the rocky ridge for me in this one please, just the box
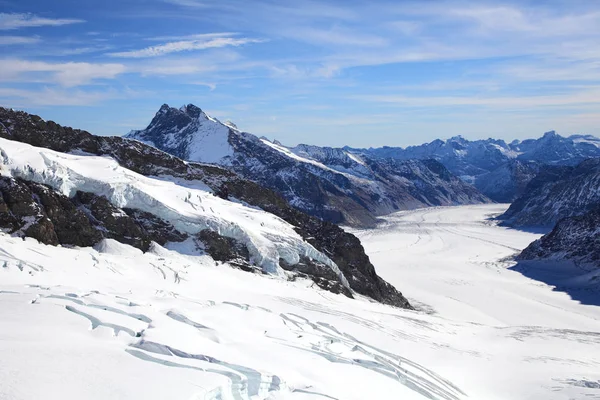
[127,104,489,227]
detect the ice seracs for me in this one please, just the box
[0,137,344,281]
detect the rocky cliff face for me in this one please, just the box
[518,207,600,269]
[351,131,600,202]
[127,104,490,227]
[0,106,412,309]
[498,158,600,228]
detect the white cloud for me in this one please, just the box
[283,26,388,47]
[0,35,40,45]
[351,87,600,109]
[145,32,236,41]
[0,59,126,86]
[0,87,115,106]
[0,13,84,30]
[108,36,264,58]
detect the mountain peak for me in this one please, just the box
[542,130,557,138]
[180,104,203,119]
[158,103,172,114]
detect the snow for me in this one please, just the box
[184,113,235,164]
[2,204,600,399]
[260,139,372,183]
[0,137,344,281]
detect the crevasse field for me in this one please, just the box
[1,205,600,400]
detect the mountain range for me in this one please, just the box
[126,104,489,227]
[499,158,600,228]
[351,131,600,202]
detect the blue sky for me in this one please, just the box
[1,0,599,147]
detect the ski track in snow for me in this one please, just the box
[1,205,600,399]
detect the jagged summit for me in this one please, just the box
[127,103,235,164]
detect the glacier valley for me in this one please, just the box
[1,204,599,400]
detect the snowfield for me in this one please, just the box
[2,205,600,399]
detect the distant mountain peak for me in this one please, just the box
[127,103,234,165]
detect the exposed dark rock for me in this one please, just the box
[281,256,353,299]
[29,184,101,247]
[74,192,154,251]
[195,229,254,271]
[499,159,600,227]
[0,177,60,245]
[123,208,188,245]
[518,206,600,268]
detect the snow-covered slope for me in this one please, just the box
[2,204,599,400]
[499,158,600,228]
[519,206,600,269]
[126,104,489,227]
[353,131,600,202]
[0,137,341,280]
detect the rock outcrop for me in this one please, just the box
[518,206,600,269]
[498,159,600,228]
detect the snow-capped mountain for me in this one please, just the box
[499,158,600,228]
[127,104,489,227]
[0,107,411,308]
[518,206,600,270]
[474,159,541,203]
[351,131,600,202]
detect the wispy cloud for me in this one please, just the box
[144,32,236,41]
[0,13,84,30]
[351,87,600,109]
[0,87,116,106]
[162,0,207,8]
[107,36,264,58]
[0,35,40,45]
[0,59,126,86]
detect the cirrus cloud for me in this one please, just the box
[0,59,126,86]
[0,13,84,30]
[107,36,265,58]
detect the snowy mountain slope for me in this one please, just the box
[474,159,541,203]
[2,204,599,400]
[518,206,600,269]
[499,158,600,227]
[352,131,600,202]
[126,104,489,227]
[128,104,234,164]
[0,137,344,280]
[0,108,412,308]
